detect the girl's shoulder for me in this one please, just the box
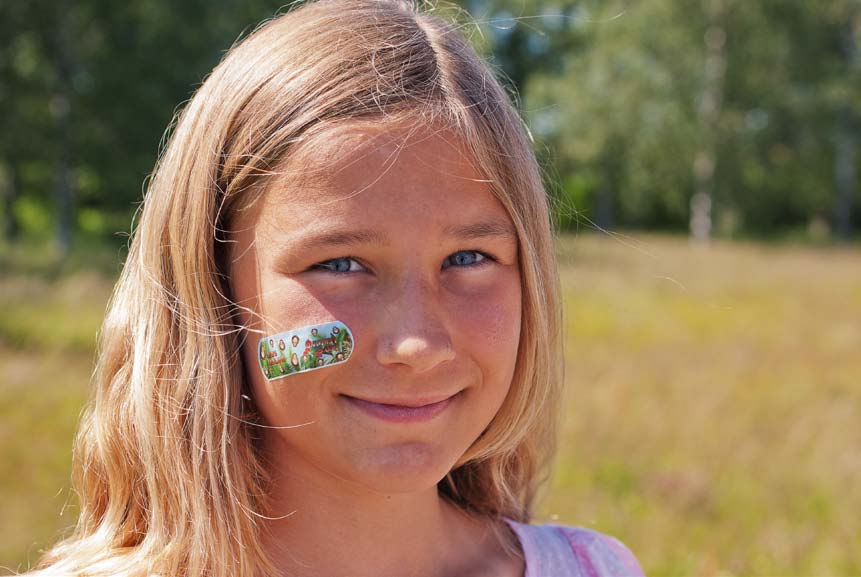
[503,518,645,577]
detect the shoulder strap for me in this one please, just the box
[554,526,646,577]
[504,519,645,577]
[504,519,582,577]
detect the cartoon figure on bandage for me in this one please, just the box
[258,320,354,380]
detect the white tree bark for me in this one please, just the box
[691,0,726,243]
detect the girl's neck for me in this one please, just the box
[261,459,523,577]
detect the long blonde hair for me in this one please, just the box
[30,1,562,575]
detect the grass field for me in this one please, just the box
[1,234,859,576]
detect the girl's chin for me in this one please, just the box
[343,442,463,494]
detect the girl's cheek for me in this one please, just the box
[258,278,336,328]
[449,278,522,349]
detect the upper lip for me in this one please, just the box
[342,393,459,408]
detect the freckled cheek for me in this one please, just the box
[448,276,522,369]
[257,279,375,355]
[257,277,334,328]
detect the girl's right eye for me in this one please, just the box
[311,257,367,274]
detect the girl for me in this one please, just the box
[27,0,644,575]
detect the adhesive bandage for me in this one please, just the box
[258,320,354,380]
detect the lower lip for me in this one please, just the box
[342,394,457,423]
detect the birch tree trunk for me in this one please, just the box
[691,0,726,243]
[832,11,860,241]
[833,112,856,241]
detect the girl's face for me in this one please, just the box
[229,125,522,495]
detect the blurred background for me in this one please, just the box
[1,0,859,575]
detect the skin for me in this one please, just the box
[229,123,525,577]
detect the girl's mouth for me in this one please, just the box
[340,392,460,423]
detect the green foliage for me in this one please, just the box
[2,0,859,245]
[467,0,861,237]
[0,0,302,245]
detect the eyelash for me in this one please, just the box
[310,250,496,275]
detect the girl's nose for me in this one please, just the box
[374,277,456,373]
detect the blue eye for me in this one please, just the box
[312,257,365,274]
[311,250,492,275]
[442,250,489,269]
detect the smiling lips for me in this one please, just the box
[342,393,460,423]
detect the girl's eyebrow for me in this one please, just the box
[298,229,388,251]
[290,219,517,252]
[443,219,517,241]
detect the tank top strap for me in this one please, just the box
[504,518,581,577]
[503,518,645,577]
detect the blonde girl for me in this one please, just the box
[26,0,644,575]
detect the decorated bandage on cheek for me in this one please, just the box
[258,320,354,381]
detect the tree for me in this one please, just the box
[472,0,861,238]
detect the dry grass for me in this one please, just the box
[0,265,109,574]
[1,234,859,575]
[540,234,861,576]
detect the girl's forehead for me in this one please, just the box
[266,121,488,206]
[241,123,518,251]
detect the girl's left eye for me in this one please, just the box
[442,250,490,269]
[311,257,366,274]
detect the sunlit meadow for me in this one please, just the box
[2,234,859,576]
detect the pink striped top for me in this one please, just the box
[505,519,645,577]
